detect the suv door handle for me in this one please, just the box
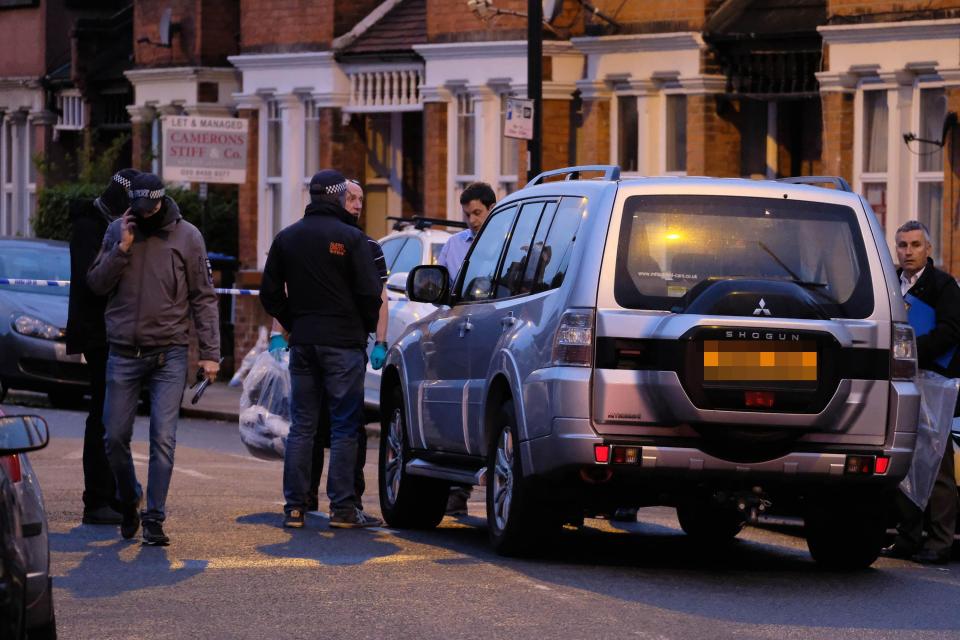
[459,317,473,338]
[500,312,516,329]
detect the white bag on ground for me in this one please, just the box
[238,349,290,459]
[900,370,959,509]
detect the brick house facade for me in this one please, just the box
[118,0,960,365]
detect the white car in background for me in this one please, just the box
[364,217,467,414]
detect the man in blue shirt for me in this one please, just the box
[436,181,496,515]
[437,182,496,283]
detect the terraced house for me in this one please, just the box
[4,0,960,365]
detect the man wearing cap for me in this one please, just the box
[306,178,389,513]
[260,169,383,529]
[67,169,139,526]
[87,172,220,546]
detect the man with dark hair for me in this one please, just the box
[67,168,139,525]
[437,181,496,282]
[261,169,383,529]
[306,178,389,513]
[88,172,220,546]
[436,181,497,515]
[882,219,960,565]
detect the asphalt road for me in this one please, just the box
[10,401,960,639]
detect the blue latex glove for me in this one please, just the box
[268,333,288,352]
[371,341,387,370]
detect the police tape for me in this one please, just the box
[0,278,260,296]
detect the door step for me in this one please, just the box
[406,458,487,486]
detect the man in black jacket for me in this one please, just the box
[260,169,383,529]
[66,169,139,525]
[883,220,960,564]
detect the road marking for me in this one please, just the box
[163,553,432,571]
[64,449,83,460]
[129,452,213,479]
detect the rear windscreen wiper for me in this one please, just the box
[756,241,839,303]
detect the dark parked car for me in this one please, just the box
[0,238,88,407]
[0,412,54,639]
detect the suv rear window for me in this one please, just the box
[613,195,874,318]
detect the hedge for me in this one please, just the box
[33,182,238,257]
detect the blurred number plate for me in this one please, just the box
[703,340,817,382]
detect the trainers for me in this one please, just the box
[120,505,141,539]
[142,520,170,546]
[329,508,382,529]
[82,505,123,525]
[283,509,305,528]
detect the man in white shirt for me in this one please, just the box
[437,182,496,283]
[882,219,960,565]
[436,181,496,515]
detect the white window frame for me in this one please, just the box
[854,83,894,234]
[302,97,321,209]
[55,89,85,131]
[497,91,519,199]
[453,92,478,192]
[264,99,283,239]
[911,81,946,263]
[661,90,688,176]
[1,113,11,236]
[611,92,641,176]
[25,117,35,236]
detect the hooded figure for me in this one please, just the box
[66,168,139,526]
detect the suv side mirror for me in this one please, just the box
[0,415,50,455]
[407,265,450,304]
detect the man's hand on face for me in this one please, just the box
[119,210,136,252]
[198,359,220,383]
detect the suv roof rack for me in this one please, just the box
[527,165,621,186]
[777,176,852,192]
[386,215,468,231]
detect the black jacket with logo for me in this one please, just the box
[260,200,382,349]
[66,198,113,355]
[900,257,960,379]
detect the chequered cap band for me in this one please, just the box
[310,181,347,196]
[112,174,132,189]
[128,188,165,199]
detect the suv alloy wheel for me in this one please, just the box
[377,386,447,529]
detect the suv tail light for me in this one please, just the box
[0,454,22,483]
[552,309,594,366]
[891,323,917,380]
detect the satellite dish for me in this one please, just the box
[159,8,173,47]
[543,0,563,23]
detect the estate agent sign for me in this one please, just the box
[162,115,249,184]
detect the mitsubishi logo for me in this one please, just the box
[753,298,771,316]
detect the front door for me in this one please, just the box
[419,204,519,454]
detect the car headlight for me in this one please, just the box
[12,315,65,341]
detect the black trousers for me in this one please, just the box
[895,441,958,554]
[308,399,366,509]
[81,348,117,511]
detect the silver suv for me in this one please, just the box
[378,166,920,569]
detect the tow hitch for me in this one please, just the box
[723,487,772,524]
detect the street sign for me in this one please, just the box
[504,98,534,140]
[162,115,248,184]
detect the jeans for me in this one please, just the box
[82,348,117,511]
[284,344,365,514]
[102,345,188,523]
[310,415,366,510]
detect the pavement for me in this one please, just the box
[179,381,246,421]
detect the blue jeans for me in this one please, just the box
[284,344,365,514]
[102,346,188,523]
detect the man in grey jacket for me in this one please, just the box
[88,172,220,545]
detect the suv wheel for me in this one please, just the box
[804,495,886,570]
[377,386,447,529]
[676,498,745,544]
[487,399,539,556]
